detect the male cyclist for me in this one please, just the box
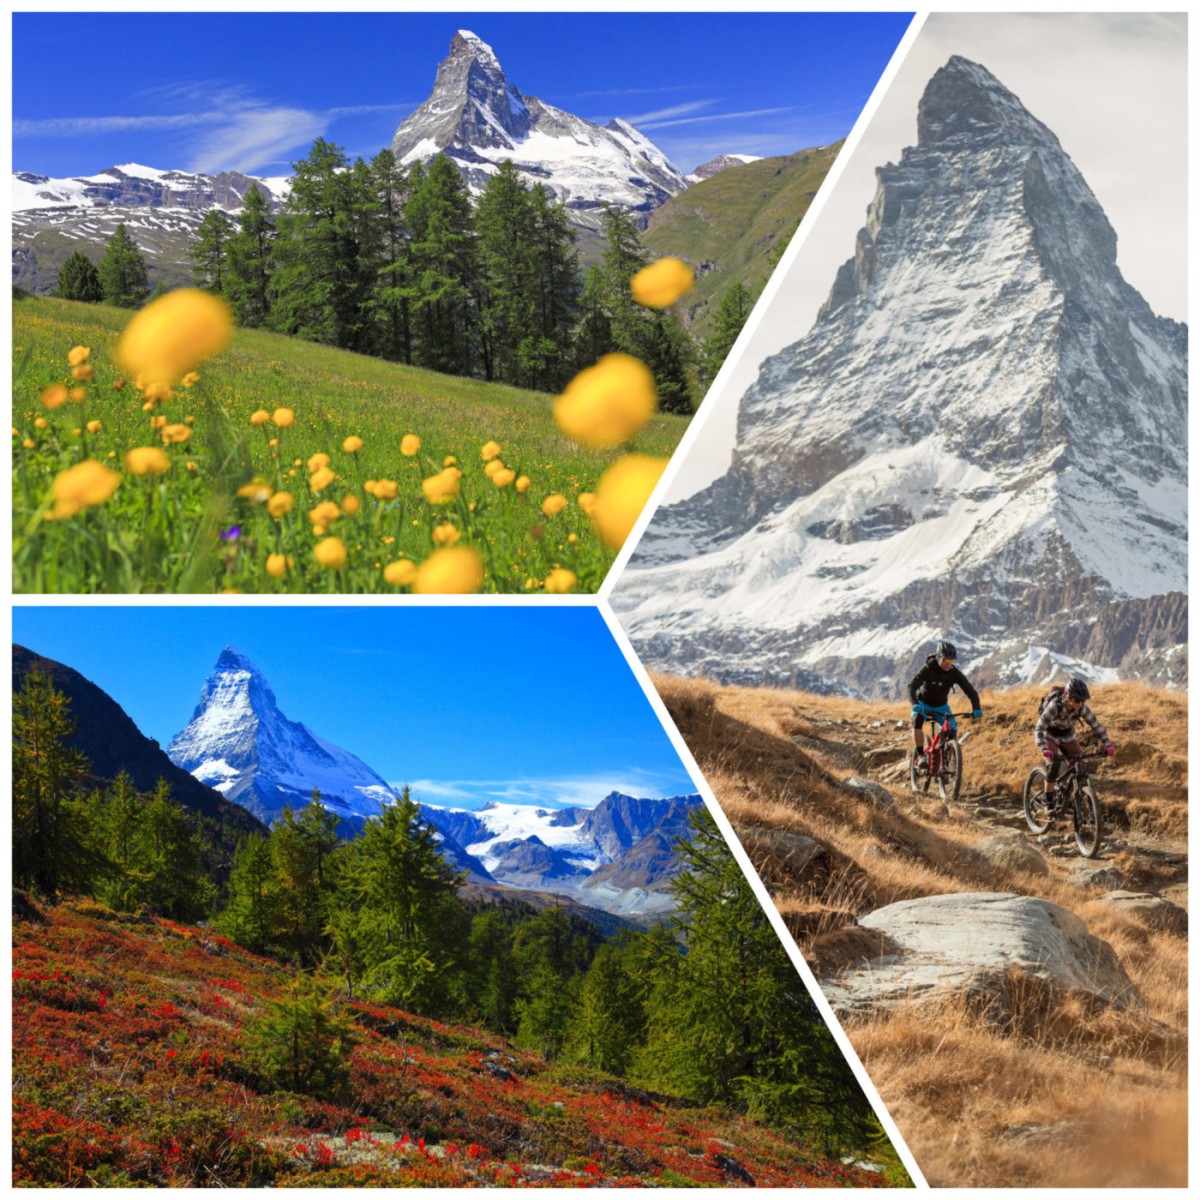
[908,640,982,768]
[1035,675,1116,796]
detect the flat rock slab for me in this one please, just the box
[842,776,897,811]
[1093,890,1188,936]
[821,892,1141,1017]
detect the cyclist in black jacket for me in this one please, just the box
[909,641,983,766]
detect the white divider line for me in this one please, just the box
[597,600,930,1189]
[599,10,929,602]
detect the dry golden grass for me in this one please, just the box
[654,673,1187,1188]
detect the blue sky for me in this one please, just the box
[12,606,696,811]
[13,12,912,177]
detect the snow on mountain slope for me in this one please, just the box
[391,30,688,225]
[167,648,397,831]
[615,55,1186,698]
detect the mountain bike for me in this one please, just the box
[908,710,974,802]
[1022,752,1106,858]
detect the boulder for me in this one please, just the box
[739,826,826,890]
[968,835,1051,876]
[1093,890,1187,936]
[842,776,897,811]
[820,892,1142,1017]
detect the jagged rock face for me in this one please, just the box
[616,56,1187,698]
[691,153,761,180]
[167,648,397,831]
[12,165,288,294]
[390,30,688,224]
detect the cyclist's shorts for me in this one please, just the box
[913,702,955,733]
[1038,733,1082,757]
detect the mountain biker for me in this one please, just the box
[908,640,982,767]
[1035,676,1116,795]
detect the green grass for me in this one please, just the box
[12,296,688,594]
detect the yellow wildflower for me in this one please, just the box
[34,418,48,430]
[343,435,363,453]
[267,491,294,518]
[544,568,578,594]
[250,409,271,426]
[273,408,295,427]
[181,371,200,388]
[341,495,361,516]
[124,446,171,476]
[67,345,90,366]
[578,492,596,514]
[40,384,69,409]
[413,546,485,594]
[481,440,501,461]
[86,420,102,434]
[589,454,668,549]
[383,559,417,587]
[308,452,331,473]
[515,475,531,493]
[432,524,461,547]
[310,466,336,491]
[421,469,460,505]
[554,353,656,448]
[314,537,347,569]
[443,455,457,467]
[160,423,191,445]
[237,481,273,503]
[630,256,695,308]
[51,460,120,517]
[266,553,288,578]
[401,433,421,456]
[70,387,87,403]
[492,468,516,488]
[374,479,399,500]
[117,288,233,386]
[308,500,341,527]
[484,459,504,478]
[71,364,94,382]
[542,493,567,516]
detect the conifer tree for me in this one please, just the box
[468,910,519,1032]
[572,264,614,371]
[699,281,752,388]
[271,795,340,965]
[225,184,276,326]
[98,223,150,308]
[219,833,279,952]
[565,943,644,1073]
[369,149,416,362]
[525,184,580,389]
[190,210,232,293]
[53,250,103,302]
[126,779,214,920]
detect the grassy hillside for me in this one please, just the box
[656,676,1187,1188]
[12,296,688,593]
[12,898,899,1188]
[643,144,842,340]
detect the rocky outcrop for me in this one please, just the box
[820,892,1142,1017]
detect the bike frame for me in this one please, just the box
[917,709,974,775]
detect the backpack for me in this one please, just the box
[1037,685,1065,716]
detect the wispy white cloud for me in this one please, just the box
[623,100,714,125]
[637,105,794,131]
[14,112,226,138]
[395,771,698,812]
[188,107,328,174]
[572,84,695,99]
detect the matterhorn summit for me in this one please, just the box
[167,648,397,830]
[615,56,1186,697]
[390,30,688,223]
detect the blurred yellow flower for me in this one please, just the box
[401,433,421,456]
[22,439,35,449]
[421,469,460,505]
[266,553,288,578]
[314,537,347,569]
[71,364,95,383]
[554,353,656,448]
[67,345,90,366]
[484,459,504,478]
[308,452,331,473]
[40,384,69,410]
[413,546,485,594]
[124,446,171,476]
[432,523,461,547]
[492,468,516,488]
[310,466,336,491]
[33,418,48,430]
[544,568,578,594]
[86,420,102,434]
[577,492,596,514]
[589,453,668,549]
[481,440,501,461]
[117,288,233,386]
[237,481,273,503]
[250,409,271,426]
[374,479,399,500]
[542,493,567,516]
[161,423,191,445]
[52,460,120,517]
[515,475,531,493]
[150,415,168,430]
[267,491,294,518]
[630,256,695,308]
[308,500,341,527]
[272,408,295,427]
[341,495,361,516]
[70,387,87,403]
[181,371,200,388]
[383,559,417,587]
[343,435,363,453]
[139,382,171,405]
[443,455,457,467]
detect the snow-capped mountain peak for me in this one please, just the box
[167,648,397,830]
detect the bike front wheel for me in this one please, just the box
[938,740,962,802]
[1023,767,1053,834]
[1074,785,1103,858]
[909,748,931,794]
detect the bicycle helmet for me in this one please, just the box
[936,640,957,661]
[1066,675,1090,702]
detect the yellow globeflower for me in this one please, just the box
[181,371,200,388]
[237,481,273,503]
[71,364,95,383]
[310,466,336,491]
[313,537,347,569]
[308,452,331,473]
[401,433,421,456]
[421,469,460,505]
[589,454,668,549]
[554,353,656,448]
[86,420,102,434]
[267,491,294,518]
[70,387,87,403]
[492,468,516,488]
[52,460,120,517]
[542,493,568,516]
[544,568,578,594]
[374,479,399,500]
[630,256,695,308]
[34,418,48,430]
[577,492,596,514]
[124,446,171,476]
[272,407,295,427]
[343,435,363,453]
[443,455,457,467]
[116,288,233,386]
[308,500,341,527]
[480,440,501,461]
[67,345,90,366]
[341,495,361,516]
[40,384,69,410]
[250,409,271,426]
[484,459,504,478]
[161,423,191,445]
[413,546,485,594]
[383,559,417,587]
[432,523,461,547]
[266,553,288,578]
[515,475,531,494]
